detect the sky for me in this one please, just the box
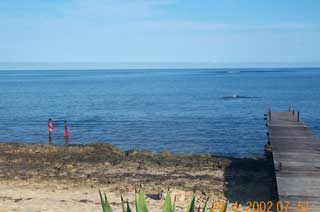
[0,0,320,68]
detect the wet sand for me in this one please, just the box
[0,143,277,211]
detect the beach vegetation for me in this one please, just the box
[99,189,226,212]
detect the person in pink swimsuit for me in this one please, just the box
[64,120,69,144]
[48,118,54,143]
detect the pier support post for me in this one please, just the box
[268,108,271,121]
[298,111,300,122]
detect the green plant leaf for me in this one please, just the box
[121,195,125,212]
[186,193,196,212]
[99,190,113,212]
[136,190,149,212]
[126,201,132,212]
[221,202,228,212]
[172,195,176,212]
[201,197,209,212]
[121,195,127,212]
[121,195,132,212]
[162,192,172,212]
[135,191,139,212]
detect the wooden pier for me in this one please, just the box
[266,110,320,212]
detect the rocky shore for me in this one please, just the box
[0,142,277,211]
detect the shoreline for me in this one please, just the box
[0,142,277,211]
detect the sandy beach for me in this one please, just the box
[0,143,277,211]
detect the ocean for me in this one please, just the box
[0,68,320,157]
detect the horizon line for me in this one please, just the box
[1,62,320,70]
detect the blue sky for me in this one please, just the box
[0,0,320,67]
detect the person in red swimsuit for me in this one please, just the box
[48,119,54,143]
[64,120,69,144]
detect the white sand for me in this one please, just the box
[0,180,219,212]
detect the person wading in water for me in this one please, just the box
[64,120,69,144]
[48,118,54,143]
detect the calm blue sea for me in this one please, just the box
[0,68,320,157]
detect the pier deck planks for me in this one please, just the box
[267,112,320,212]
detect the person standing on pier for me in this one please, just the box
[48,119,54,143]
[64,120,69,144]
